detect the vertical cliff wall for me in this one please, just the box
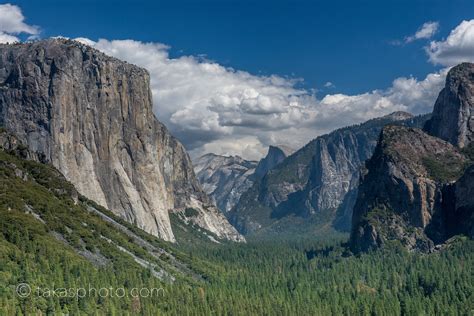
[0,39,243,242]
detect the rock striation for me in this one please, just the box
[0,38,243,242]
[194,154,257,213]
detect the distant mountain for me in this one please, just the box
[254,145,295,179]
[230,112,430,236]
[194,145,293,214]
[350,63,474,253]
[194,154,257,213]
[0,39,243,243]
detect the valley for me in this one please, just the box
[0,36,472,315]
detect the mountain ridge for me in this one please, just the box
[230,111,431,236]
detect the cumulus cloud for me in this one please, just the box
[75,37,446,160]
[0,4,38,43]
[427,20,474,66]
[405,21,439,43]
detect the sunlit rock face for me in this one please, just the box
[0,38,243,243]
[424,62,474,148]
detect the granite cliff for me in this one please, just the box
[194,154,257,213]
[194,145,293,214]
[254,145,294,179]
[349,126,468,252]
[424,63,474,148]
[0,39,243,242]
[230,112,429,236]
[351,63,474,252]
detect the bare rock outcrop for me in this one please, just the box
[350,126,467,253]
[194,153,257,213]
[231,111,428,235]
[424,63,474,148]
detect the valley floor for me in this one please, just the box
[2,230,473,315]
[0,144,472,315]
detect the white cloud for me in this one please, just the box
[195,136,266,161]
[427,20,474,66]
[0,4,38,43]
[324,81,335,88]
[74,38,446,160]
[406,21,439,43]
[0,32,19,43]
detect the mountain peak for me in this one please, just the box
[268,144,295,157]
[350,124,468,253]
[254,145,293,179]
[424,62,474,148]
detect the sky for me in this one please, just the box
[2,0,474,160]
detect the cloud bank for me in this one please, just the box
[427,20,474,66]
[3,4,462,160]
[74,38,446,160]
[0,4,38,43]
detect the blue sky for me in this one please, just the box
[2,1,474,159]
[12,0,474,94]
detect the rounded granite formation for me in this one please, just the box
[424,62,474,148]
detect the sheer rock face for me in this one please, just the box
[350,126,467,253]
[0,39,243,242]
[424,63,474,148]
[254,145,294,179]
[231,112,428,235]
[443,165,474,239]
[194,154,257,213]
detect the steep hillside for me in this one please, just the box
[0,132,215,314]
[350,126,470,253]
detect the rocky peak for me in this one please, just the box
[254,145,294,179]
[0,39,243,243]
[424,62,474,148]
[230,112,428,236]
[350,125,468,253]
